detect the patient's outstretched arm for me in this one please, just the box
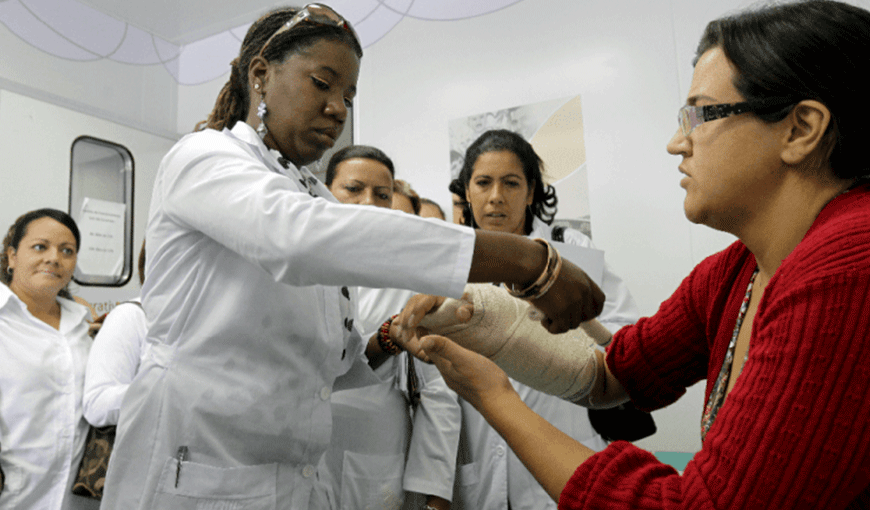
[418,283,601,402]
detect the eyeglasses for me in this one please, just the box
[258,3,360,60]
[678,100,796,136]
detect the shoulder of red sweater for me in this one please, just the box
[779,185,870,279]
[690,240,752,280]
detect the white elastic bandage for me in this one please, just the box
[419,283,598,402]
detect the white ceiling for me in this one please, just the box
[0,0,527,84]
[76,0,277,45]
[72,0,529,46]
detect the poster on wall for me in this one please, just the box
[449,95,604,285]
[448,94,592,238]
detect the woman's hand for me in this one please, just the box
[423,333,599,503]
[394,292,473,356]
[531,258,605,334]
[419,334,514,413]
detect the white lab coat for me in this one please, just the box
[453,218,640,510]
[100,122,475,510]
[319,286,461,510]
[0,284,100,510]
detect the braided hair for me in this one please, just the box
[195,7,363,132]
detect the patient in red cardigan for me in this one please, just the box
[398,1,870,508]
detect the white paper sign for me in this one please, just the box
[77,198,126,278]
[552,241,605,288]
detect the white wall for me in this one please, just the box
[0,89,177,312]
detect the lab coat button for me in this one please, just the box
[302,464,315,478]
[320,386,331,400]
[496,445,506,456]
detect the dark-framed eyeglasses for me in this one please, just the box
[258,3,360,60]
[678,100,796,136]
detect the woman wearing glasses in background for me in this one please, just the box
[100,4,603,510]
[407,1,870,508]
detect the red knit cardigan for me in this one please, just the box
[559,185,870,509]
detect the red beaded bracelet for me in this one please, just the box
[377,314,403,355]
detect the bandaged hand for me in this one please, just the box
[418,283,598,402]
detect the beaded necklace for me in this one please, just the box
[700,267,759,442]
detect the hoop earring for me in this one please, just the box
[256,97,268,139]
[6,267,12,275]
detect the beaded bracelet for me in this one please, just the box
[506,238,563,301]
[377,314,403,355]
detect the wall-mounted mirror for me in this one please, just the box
[69,136,134,286]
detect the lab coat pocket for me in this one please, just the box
[154,456,277,510]
[455,461,481,508]
[340,451,404,510]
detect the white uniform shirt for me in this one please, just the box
[101,122,475,510]
[0,284,100,510]
[82,299,146,427]
[453,218,640,510]
[320,287,461,509]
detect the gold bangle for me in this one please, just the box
[506,238,562,300]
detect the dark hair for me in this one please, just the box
[457,129,557,232]
[137,240,146,287]
[1,208,81,299]
[325,144,395,186]
[393,179,421,215]
[419,198,446,219]
[195,7,363,132]
[696,0,870,180]
[448,178,470,223]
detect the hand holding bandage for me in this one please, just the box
[418,283,599,402]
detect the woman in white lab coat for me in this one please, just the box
[100,5,603,510]
[450,129,639,510]
[0,208,100,510]
[321,145,459,510]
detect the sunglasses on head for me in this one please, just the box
[258,3,360,60]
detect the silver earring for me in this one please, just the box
[256,98,268,139]
[6,267,12,275]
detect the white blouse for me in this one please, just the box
[0,283,100,510]
[82,299,146,427]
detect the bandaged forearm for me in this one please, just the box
[419,283,598,402]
